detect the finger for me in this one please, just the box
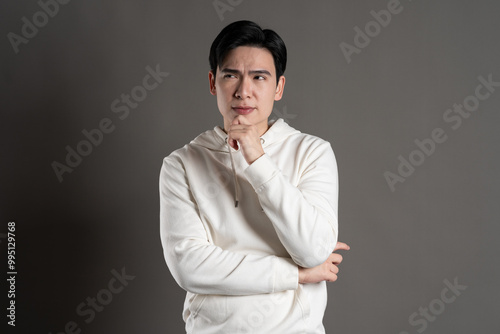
[228,126,247,134]
[329,253,343,265]
[328,273,338,282]
[232,116,241,125]
[227,129,243,149]
[330,264,339,274]
[227,132,238,149]
[227,121,243,149]
[233,115,250,125]
[333,241,350,252]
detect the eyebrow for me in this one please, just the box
[220,68,272,76]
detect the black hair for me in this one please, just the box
[209,20,287,85]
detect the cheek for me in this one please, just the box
[263,88,278,103]
[216,94,227,109]
[217,84,235,101]
[216,93,232,114]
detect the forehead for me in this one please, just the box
[220,46,275,74]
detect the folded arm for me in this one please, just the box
[160,156,299,295]
[244,140,339,268]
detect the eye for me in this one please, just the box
[254,75,265,80]
[224,74,236,79]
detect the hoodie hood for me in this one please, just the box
[189,118,300,207]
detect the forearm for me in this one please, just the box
[162,235,298,295]
[244,143,339,268]
[160,157,298,295]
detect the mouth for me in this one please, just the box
[232,106,255,115]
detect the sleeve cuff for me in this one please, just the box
[244,154,279,191]
[273,257,299,292]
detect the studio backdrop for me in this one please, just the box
[1,0,499,333]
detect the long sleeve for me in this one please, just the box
[159,156,299,295]
[244,140,339,268]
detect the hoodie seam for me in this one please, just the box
[254,170,279,193]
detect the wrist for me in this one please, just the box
[298,267,305,284]
[247,151,264,165]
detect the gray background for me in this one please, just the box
[1,0,499,333]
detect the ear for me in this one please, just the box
[209,70,217,96]
[274,75,286,101]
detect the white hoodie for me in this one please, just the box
[160,118,339,334]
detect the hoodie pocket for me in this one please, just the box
[185,294,206,333]
[296,284,312,323]
[189,294,207,316]
[187,294,228,332]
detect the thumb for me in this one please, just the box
[333,241,350,252]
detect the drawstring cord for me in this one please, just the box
[224,136,265,208]
[225,138,240,208]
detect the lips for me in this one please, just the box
[232,106,255,115]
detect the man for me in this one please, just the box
[160,20,349,333]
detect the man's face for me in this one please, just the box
[209,46,285,135]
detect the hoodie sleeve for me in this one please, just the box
[244,139,339,268]
[160,155,299,295]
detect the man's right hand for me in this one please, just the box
[298,242,350,284]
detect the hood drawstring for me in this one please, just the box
[191,120,296,210]
[225,137,266,208]
[225,138,240,207]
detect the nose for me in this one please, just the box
[235,76,252,99]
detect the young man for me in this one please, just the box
[160,20,349,333]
